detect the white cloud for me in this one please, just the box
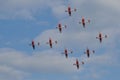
[52,5,66,19]
[0,65,29,80]
[95,0,120,12]
[34,23,120,50]
[1,0,120,80]
[0,0,120,20]
[0,48,79,80]
[0,0,66,20]
[69,0,120,13]
[86,52,116,66]
[33,1,120,79]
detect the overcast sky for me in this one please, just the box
[0,0,120,80]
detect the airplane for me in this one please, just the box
[46,38,57,48]
[56,23,67,33]
[65,6,76,16]
[79,17,90,28]
[73,59,84,69]
[30,40,40,50]
[62,48,73,58]
[84,48,95,58]
[96,32,107,43]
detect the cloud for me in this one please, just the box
[86,52,118,66]
[34,22,120,50]
[69,0,120,13]
[0,0,39,19]
[95,0,120,12]
[1,0,120,20]
[1,0,120,80]
[0,0,66,20]
[0,48,79,79]
[33,1,120,80]
[0,65,29,80]
[52,5,66,19]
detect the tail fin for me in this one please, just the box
[92,50,95,53]
[105,35,107,38]
[82,61,84,64]
[74,8,77,12]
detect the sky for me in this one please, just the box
[0,0,120,80]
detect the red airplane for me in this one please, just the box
[46,38,57,48]
[96,32,107,43]
[73,59,84,69]
[65,6,76,16]
[79,17,90,28]
[30,40,40,50]
[62,48,73,58]
[56,23,67,33]
[84,48,95,58]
